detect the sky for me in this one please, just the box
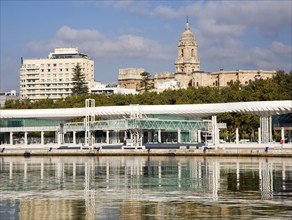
[1,0,291,92]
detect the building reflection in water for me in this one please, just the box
[0,156,291,219]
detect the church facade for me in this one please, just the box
[118,20,276,93]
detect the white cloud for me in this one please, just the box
[25,26,174,61]
[55,26,105,41]
[103,1,291,38]
[153,5,179,18]
[199,19,245,36]
[102,1,153,16]
[271,42,292,55]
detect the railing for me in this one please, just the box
[65,118,209,131]
[0,119,212,133]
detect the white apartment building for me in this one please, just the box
[20,48,94,100]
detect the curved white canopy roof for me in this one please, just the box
[0,100,291,121]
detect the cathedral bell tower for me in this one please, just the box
[175,18,200,75]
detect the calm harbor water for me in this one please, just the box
[0,156,291,219]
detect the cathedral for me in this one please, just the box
[118,20,276,93]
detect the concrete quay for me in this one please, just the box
[0,144,291,157]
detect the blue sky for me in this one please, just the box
[1,0,291,92]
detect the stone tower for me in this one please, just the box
[175,18,200,75]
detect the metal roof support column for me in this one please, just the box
[58,123,65,145]
[158,129,161,143]
[212,116,219,148]
[10,132,13,145]
[85,99,95,149]
[178,128,181,143]
[281,127,285,142]
[106,130,110,144]
[73,131,76,145]
[258,127,261,144]
[124,131,127,141]
[41,131,44,145]
[269,116,273,143]
[260,116,269,143]
[236,128,239,144]
[198,130,201,143]
[24,132,27,146]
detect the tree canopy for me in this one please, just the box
[71,64,88,95]
[139,72,154,93]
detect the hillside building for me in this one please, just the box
[118,20,276,92]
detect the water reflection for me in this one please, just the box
[0,156,291,219]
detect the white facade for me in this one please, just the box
[154,80,180,93]
[20,48,94,100]
[0,90,19,107]
[89,81,138,95]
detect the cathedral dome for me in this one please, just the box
[180,22,195,41]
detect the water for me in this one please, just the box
[0,156,291,219]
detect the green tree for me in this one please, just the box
[139,72,154,93]
[71,64,88,95]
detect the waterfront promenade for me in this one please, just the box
[0,143,291,157]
